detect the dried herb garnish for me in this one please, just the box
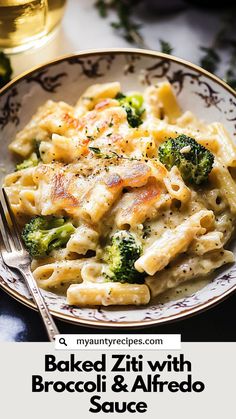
[94,0,145,46]
[223,39,236,89]
[159,39,173,55]
[88,146,102,155]
[95,0,107,17]
[199,47,220,74]
[199,10,236,86]
[89,146,141,161]
[94,2,236,93]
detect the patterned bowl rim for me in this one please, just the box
[1,276,235,328]
[0,47,236,329]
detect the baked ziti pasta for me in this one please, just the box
[4,81,236,306]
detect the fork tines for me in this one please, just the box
[0,188,23,252]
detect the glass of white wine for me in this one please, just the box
[0,0,67,54]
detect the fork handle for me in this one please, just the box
[18,265,59,341]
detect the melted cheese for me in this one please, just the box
[4,81,236,306]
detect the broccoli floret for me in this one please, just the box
[104,230,145,283]
[22,216,76,258]
[158,134,214,185]
[0,51,12,88]
[15,139,42,171]
[116,92,144,128]
[15,152,39,171]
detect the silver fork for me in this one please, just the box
[0,188,59,341]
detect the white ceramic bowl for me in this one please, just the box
[0,48,235,327]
